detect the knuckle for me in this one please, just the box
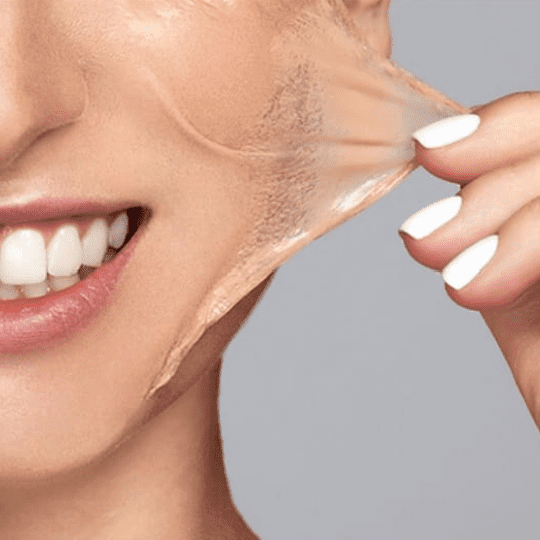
[519,194,540,221]
[518,91,540,103]
[505,91,540,108]
[477,91,540,118]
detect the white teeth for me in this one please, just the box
[47,225,83,277]
[0,210,132,296]
[22,281,49,299]
[81,218,109,267]
[108,213,128,249]
[0,229,47,285]
[49,274,80,292]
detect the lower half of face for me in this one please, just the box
[0,0,392,482]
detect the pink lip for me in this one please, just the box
[0,197,144,226]
[0,212,148,354]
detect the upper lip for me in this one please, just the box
[0,198,144,226]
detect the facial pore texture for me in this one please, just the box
[143,0,468,396]
[0,0,471,482]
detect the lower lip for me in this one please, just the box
[0,215,148,354]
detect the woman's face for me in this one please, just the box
[0,0,371,480]
[0,0,464,481]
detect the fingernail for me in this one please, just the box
[442,234,499,291]
[399,195,462,240]
[413,114,481,149]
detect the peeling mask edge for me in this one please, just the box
[144,3,469,399]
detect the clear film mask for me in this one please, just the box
[145,0,468,396]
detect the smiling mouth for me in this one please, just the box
[77,206,151,277]
[0,206,152,301]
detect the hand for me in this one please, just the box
[398,92,540,431]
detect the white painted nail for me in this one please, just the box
[442,235,498,291]
[413,114,481,149]
[400,196,462,240]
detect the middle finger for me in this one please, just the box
[399,151,540,272]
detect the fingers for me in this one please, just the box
[414,92,540,184]
[399,152,540,311]
[400,91,540,311]
[401,152,540,270]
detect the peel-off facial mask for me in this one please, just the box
[145,0,468,397]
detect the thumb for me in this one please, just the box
[414,92,540,184]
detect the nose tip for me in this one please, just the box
[0,3,88,170]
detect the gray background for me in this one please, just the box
[220,2,540,539]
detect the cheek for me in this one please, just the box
[158,7,277,149]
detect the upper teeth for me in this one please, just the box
[0,211,129,286]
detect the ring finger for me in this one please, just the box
[399,152,540,309]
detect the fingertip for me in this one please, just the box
[398,229,412,242]
[412,114,481,150]
[443,273,520,312]
[413,139,478,183]
[412,114,484,183]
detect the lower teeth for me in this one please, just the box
[0,246,121,301]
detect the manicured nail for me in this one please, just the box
[399,196,462,240]
[442,235,499,291]
[413,114,481,149]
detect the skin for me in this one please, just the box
[0,1,395,539]
[1,0,535,537]
[402,92,540,434]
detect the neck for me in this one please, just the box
[0,360,259,540]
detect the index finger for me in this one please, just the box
[414,92,540,184]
